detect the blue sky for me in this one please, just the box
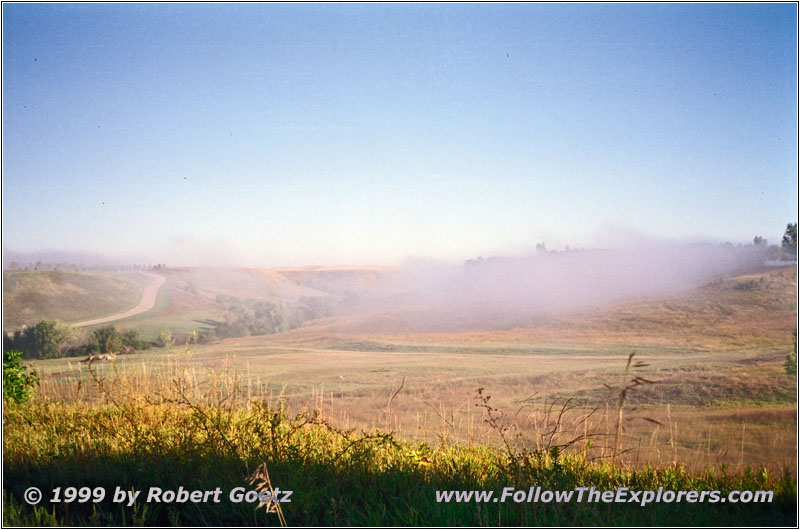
[2,3,797,266]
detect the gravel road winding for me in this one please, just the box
[73,272,166,327]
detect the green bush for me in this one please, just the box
[2,320,75,359]
[3,350,39,404]
[157,327,175,348]
[120,329,150,350]
[88,325,122,353]
[786,330,797,375]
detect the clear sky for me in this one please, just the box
[2,3,797,266]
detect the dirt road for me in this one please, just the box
[73,272,166,327]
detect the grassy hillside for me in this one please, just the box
[2,271,152,330]
[97,273,224,341]
[162,267,331,302]
[2,267,387,340]
[274,265,393,296]
[105,267,386,341]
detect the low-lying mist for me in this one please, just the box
[337,241,773,332]
[3,240,784,335]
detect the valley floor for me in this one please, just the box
[5,266,796,525]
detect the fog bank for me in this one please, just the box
[341,242,774,331]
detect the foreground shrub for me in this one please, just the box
[786,330,797,375]
[2,350,39,404]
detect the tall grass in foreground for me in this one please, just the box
[30,336,798,475]
[4,355,797,526]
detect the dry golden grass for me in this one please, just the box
[28,266,798,475]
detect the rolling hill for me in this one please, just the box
[2,266,395,337]
[2,270,152,330]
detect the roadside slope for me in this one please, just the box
[72,272,166,327]
[2,270,152,330]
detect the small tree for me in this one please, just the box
[786,330,797,375]
[157,327,175,348]
[89,325,122,354]
[18,320,75,359]
[781,223,797,254]
[3,350,39,404]
[120,329,148,350]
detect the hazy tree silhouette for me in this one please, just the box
[781,223,797,254]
